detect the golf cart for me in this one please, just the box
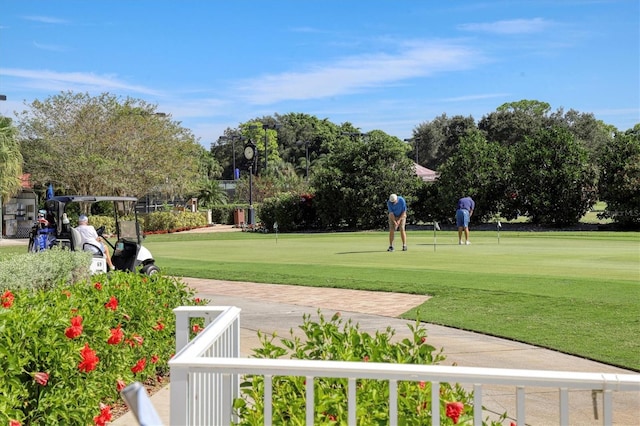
[28,195,159,275]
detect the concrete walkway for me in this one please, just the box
[114,278,640,426]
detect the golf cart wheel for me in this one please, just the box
[142,264,160,276]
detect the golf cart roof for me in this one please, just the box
[49,195,138,203]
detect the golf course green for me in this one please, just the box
[143,229,640,371]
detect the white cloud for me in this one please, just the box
[0,68,162,96]
[235,41,482,104]
[458,18,552,34]
[23,15,69,24]
[33,42,68,52]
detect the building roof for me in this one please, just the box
[414,163,438,182]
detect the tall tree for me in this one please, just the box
[509,127,596,225]
[426,130,511,223]
[597,125,640,226]
[17,91,202,198]
[312,130,420,229]
[478,99,552,146]
[0,117,23,202]
[412,114,476,170]
[549,108,615,159]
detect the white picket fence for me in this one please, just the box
[168,306,640,426]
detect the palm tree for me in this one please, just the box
[197,179,228,208]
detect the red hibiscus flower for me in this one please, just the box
[151,354,159,364]
[445,401,464,424]
[62,289,71,298]
[131,334,144,346]
[94,282,102,290]
[65,316,83,339]
[116,379,127,392]
[192,324,203,333]
[131,358,146,374]
[152,321,165,331]
[78,343,100,373]
[34,372,49,386]
[194,297,201,304]
[104,296,118,310]
[107,325,124,345]
[93,404,112,426]
[363,355,369,362]
[9,420,21,426]
[1,290,15,308]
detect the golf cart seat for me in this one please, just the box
[71,227,83,252]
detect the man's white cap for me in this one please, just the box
[389,194,398,203]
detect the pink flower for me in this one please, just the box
[116,379,127,392]
[34,372,49,386]
[1,290,14,308]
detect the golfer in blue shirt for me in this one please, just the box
[456,196,475,245]
[387,194,407,252]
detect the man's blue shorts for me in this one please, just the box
[456,209,470,228]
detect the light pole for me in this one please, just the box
[296,140,311,182]
[262,123,281,175]
[404,138,417,163]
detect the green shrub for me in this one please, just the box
[234,311,508,425]
[0,272,204,425]
[86,215,116,235]
[0,248,92,292]
[258,193,318,232]
[142,211,208,232]
[210,204,250,225]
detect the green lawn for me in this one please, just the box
[140,229,640,371]
[2,230,638,370]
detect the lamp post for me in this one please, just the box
[243,140,257,226]
[296,140,311,182]
[404,138,417,163]
[262,123,281,175]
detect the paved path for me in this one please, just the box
[114,278,640,426]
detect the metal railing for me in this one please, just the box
[169,306,640,426]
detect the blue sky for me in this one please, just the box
[1,1,638,147]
